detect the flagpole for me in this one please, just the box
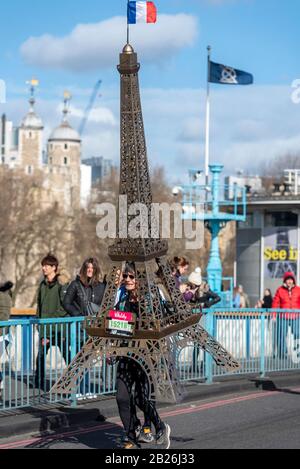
[205,45,212,187]
[127,0,130,44]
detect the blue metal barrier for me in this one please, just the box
[1,310,300,412]
[177,309,300,383]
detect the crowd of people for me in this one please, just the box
[2,254,300,448]
[0,253,222,449]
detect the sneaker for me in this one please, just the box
[76,393,85,401]
[139,427,155,443]
[156,423,171,449]
[85,393,97,400]
[135,424,142,440]
[122,438,141,450]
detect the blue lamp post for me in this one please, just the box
[181,164,247,306]
[206,164,224,292]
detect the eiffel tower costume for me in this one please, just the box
[51,43,239,418]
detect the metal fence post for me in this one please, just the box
[204,310,214,384]
[70,320,77,407]
[260,310,266,377]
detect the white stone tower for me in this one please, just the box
[19,79,43,174]
[47,92,81,211]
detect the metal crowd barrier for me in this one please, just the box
[1,309,300,412]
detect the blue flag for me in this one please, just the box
[209,61,253,85]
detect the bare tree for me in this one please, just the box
[260,152,300,178]
[0,167,77,306]
[0,163,237,307]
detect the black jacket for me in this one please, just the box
[63,276,106,317]
[0,283,12,331]
[116,289,139,316]
[262,295,273,309]
[0,282,14,293]
[193,289,221,309]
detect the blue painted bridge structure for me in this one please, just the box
[181,164,247,305]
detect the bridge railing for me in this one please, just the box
[178,308,300,383]
[1,309,300,411]
[0,317,116,412]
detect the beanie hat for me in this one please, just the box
[188,268,202,287]
[283,272,296,284]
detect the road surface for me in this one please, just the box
[1,386,300,449]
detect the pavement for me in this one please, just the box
[1,371,300,440]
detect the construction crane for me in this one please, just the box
[78,79,102,137]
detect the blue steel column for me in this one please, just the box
[70,321,77,407]
[207,164,223,292]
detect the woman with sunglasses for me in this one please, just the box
[115,262,171,450]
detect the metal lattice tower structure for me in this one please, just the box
[52,44,239,403]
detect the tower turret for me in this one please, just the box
[47,92,81,210]
[19,79,43,174]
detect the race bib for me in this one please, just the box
[106,310,136,337]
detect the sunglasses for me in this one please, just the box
[122,273,136,280]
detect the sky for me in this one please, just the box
[0,0,299,182]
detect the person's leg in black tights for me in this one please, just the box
[116,358,141,443]
[134,362,163,434]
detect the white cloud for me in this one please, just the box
[62,105,117,127]
[3,83,300,182]
[178,117,204,142]
[20,14,199,72]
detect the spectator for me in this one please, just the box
[63,258,105,317]
[0,282,13,317]
[262,289,273,309]
[233,287,241,308]
[0,282,13,402]
[183,268,221,309]
[63,258,106,398]
[255,299,263,309]
[182,268,202,303]
[183,270,221,374]
[272,272,300,358]
[169,257,189,290]
[238,285,250,308]
[35,254,69,392]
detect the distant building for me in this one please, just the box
[225,175,263,200]
[83,156,113,186]
[0,114,19,166]
[0,87,93,211]
[19,93,44,174]
[81,164,92,208]
[236,170,300,305]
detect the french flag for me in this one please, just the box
[128,1,157,24]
